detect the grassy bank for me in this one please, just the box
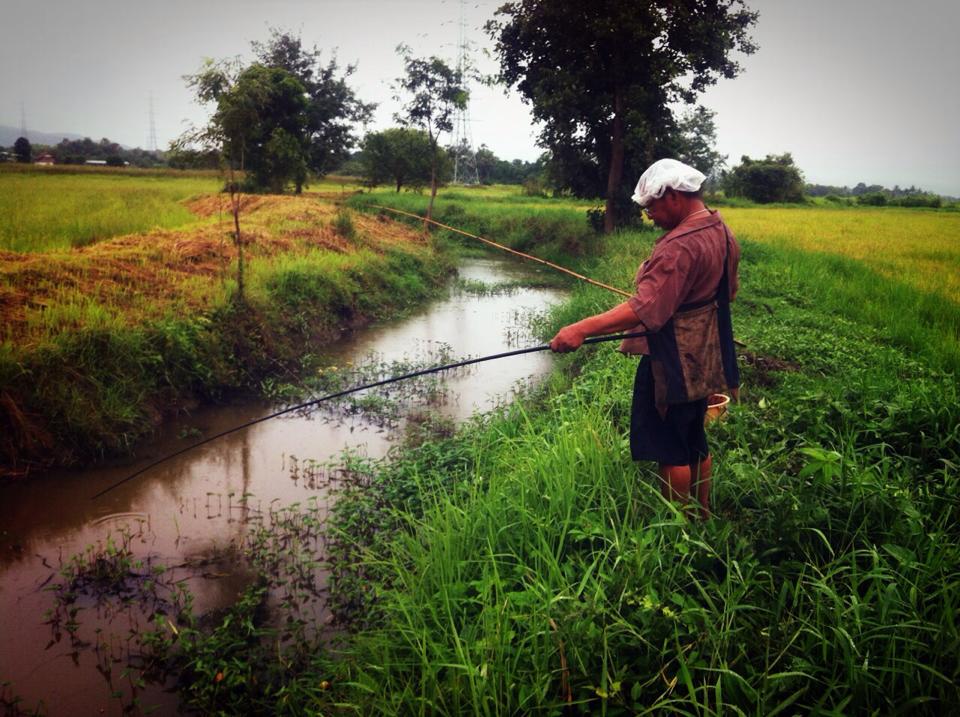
[314,202,959,714]
[353,190,960,374]
[349,188,603,264]
[0,191,452,475]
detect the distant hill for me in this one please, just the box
[1,125,97,147]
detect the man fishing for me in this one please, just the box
[93,161,737,502]
[550,158,740,519]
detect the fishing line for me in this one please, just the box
[368,204,634,299]
[90,331,648,500]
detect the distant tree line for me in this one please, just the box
[49,137,163,167]
[474,145,546,185]
[0,135,163,167]
[347,130,545,191]
[709,155,946,207]
[805,181,942,207]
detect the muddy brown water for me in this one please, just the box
[0,257,566,715]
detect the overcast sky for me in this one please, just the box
[2,0,958,194]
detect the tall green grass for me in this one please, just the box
[0,170,220,251]
[737,240,960,375]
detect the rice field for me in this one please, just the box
[0,165,221,252]
[722,205,960,303]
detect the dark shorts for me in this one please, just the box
[630,357,709,466]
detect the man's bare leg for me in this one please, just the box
[657,464,691,505]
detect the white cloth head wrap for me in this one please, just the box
[631,159,706,207]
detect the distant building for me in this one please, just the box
[84,159,107,166]
[34,153,55,165]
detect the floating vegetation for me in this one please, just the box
[285,448,372,491]
[0,681,42,717]
[453,276,562,297]
[42,524,193,712]
[503,306,552,347]
[39,495,337,715]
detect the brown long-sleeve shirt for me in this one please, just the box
[620,209,740,355]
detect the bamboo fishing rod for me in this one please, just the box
[368,204,634,299]
[372,204,748,351]
[90,331,649,500]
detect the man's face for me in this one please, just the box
[643,190,683,229]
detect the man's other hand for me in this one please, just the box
[550,325,585,353]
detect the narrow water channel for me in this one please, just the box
[0,256,565,715]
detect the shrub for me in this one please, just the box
[892,193,942,208]
[332,210,356,239]
[724,153,805,203]
[858,191,887,206]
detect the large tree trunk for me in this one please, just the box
[604,88,626,234]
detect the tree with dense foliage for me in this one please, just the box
[724,153,805,203]
[165,145,221,170]
[393,45,467,223]
[13,136,31,163]
[183,59,309,192]
[676,106,727,184]
[252,30,375,182]
[486,0,757,232]
[851,182,886,196]
[361,127,435,192]
[857,191,887,206]
[180,59,312,300]
[181,30,372,193]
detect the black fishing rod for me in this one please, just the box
[90,331,648,500]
